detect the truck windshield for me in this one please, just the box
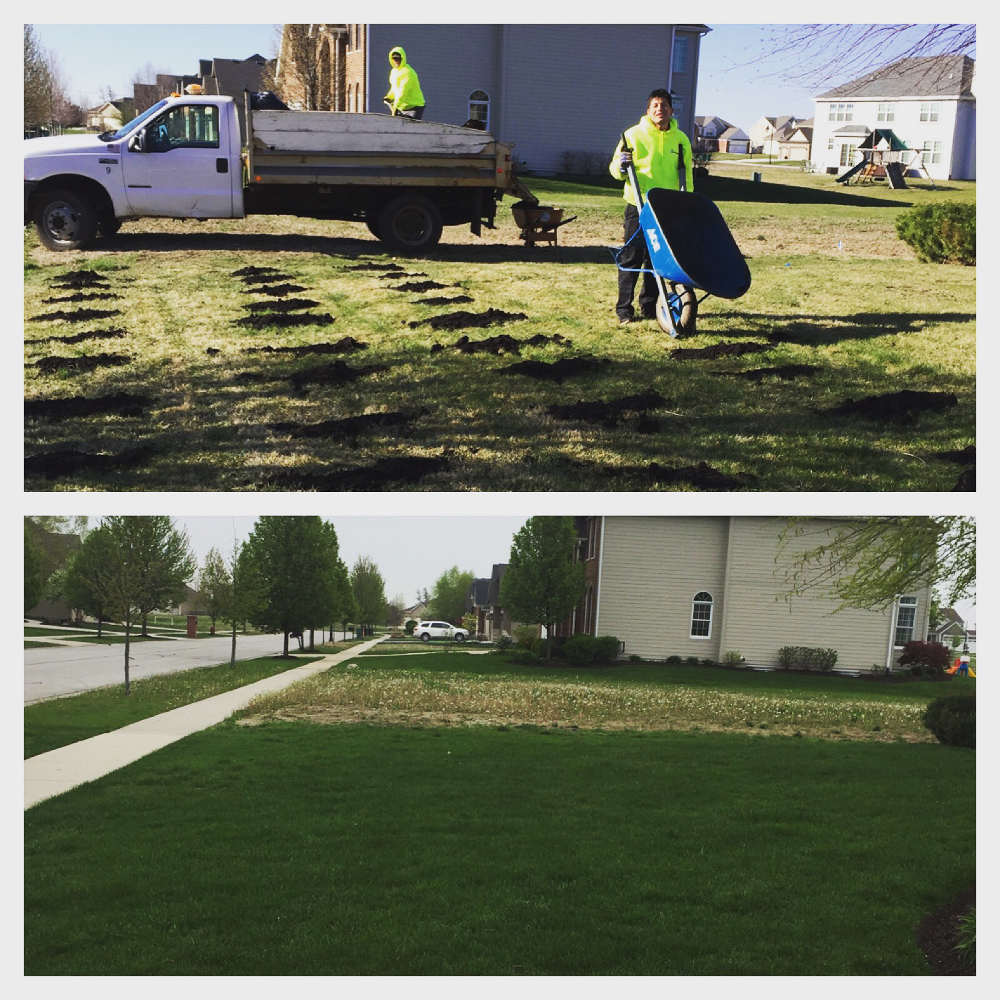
[100,100,171,142]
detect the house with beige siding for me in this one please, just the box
[277,24,709,175]
[559,516,931,673]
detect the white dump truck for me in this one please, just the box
[24,93,536,252]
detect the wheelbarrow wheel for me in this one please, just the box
[656,282,698,337]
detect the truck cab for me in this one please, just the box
[24,95,244,250]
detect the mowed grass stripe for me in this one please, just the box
[24,723,974,974]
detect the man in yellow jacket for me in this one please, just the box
[384,46,426,120]
[609,89,693,324]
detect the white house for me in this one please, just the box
[717,125,750,154]
[811,54,975,180]
[748,115,811,157]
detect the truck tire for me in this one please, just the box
[365,217,382,240]
[98,214,122,238]
[377,195,443,252]
[33,188,98,251]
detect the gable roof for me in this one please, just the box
[817,54,975,101]
[719,126,748,140]
[201,55,270,97]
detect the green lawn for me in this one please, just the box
[24,721,973,974]
[24,655,318,759]
[24,169,974,491]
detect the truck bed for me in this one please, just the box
[247,109,512,189]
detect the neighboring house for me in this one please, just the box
[811,54,975,180]
[717,125,750,154]
[403,601,429,624]
[749,114,810,156]
[556,516,932,672]
[167,585,205,617]
[694,114,732,151]
[465,563,511,640]
[276,24,709,175]
[25,526,82,624]
[777,124,812,161]
[465,578,491,638]
[929,607,975,652]
[85,100,133,131]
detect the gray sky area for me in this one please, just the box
[175,516,529,606]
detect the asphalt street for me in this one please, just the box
[24,633,290,703]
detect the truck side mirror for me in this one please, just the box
[129,129,146,153]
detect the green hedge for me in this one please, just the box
[923,695,975,748]
[895,203,976,264]
[563,634,621,665]
[777,646,838,671]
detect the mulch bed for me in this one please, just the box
[504,355,609,381]
[670,342,773,360]
[547,391,670,427]
[409,308,527,331]
[25,392,153,420]
[33,354,130,374]
[29,309,122,324]
[824,390,958,422]
[25,328,128,345]
[268,409,424,440]
[915,885,975,975]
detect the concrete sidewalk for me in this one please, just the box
[25,637,383,810]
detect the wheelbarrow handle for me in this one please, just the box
[620,132,644,209]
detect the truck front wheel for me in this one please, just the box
[377,195,443,252]
[33,188,98,251]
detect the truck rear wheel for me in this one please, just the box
[377,195,443,252]
[33,188,98,251]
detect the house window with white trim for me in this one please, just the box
[920,140,943,164]
[876,103,895,122]
[468,90,490,129]
[894,596,918,646]
[672,35,690,75]
[920,102,940,123]
[839,143,859,167]
[690,592,713,638]
[827,102,854,122]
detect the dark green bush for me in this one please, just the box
[777,646,838,671]
[924,695,975,747]
[895,203,975,264]
[956,907,976,968]
[594,636,621,663]
[685,656,699,665]
[899,640,951,677]
[563,634,598,665]
[666,655,682,664]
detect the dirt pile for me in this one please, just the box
[50,269,112,289]
[410,308,527,331]
[25,392,153,420]
[670,342,772,360]
[547,391,669,427]
[504,355,609,381]
[264,454,448,490]
[415,295,474,306]
[246,337,368,357]
[43,292,120,304]
[30,308,122,324]
[289,360,389,392]
[33,354,130,374]
[236,312,335,330]
[25,328,128,346]
[25,445,156,480]
[825,389,958,422]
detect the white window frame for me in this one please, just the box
[893,596,918,647]
[876,103,895,123]
[690,592,713,640]
[468,90,490,130]
[839,143,859,167]
[920,102,940,123]
[921,139,943,165]
[827,102,854,122]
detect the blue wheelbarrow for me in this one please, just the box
[615,136,751,337]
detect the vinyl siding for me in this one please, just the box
[596,516,728,660]
[719,518,931,671]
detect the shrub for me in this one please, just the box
[404,619,416,635]
[777,646,838,671]
[512,648,543,667]
[701,658,715,666]
[492,634,513,653]
[955,907,976,968]
[594,635,621,663]
[722,650,744,667]
[899,640,951,677]
[923,695,975,748]
[513,625,538,649]
[629,654,642,663]
[563,634,599,665]
[895,203,975,265]
[666,655,682,664]
[685,656,699,665]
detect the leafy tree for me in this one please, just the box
[59,523,117,636]
[350,556,386,632]
[428,566,475,624]
[198,547,232,634]
[24,524,46,612]
[226,539,266,668]
[781,516,975,611]
[500,517,586,660]
[241,516,341,655]
[384,594,407,628]
[24,25,54,131]
[330,557,357,638]
[276,24,325,110]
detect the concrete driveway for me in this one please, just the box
[24,633,290,704]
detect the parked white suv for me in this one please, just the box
[416,621,468,642]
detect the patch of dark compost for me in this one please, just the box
[25,392,153,420]
[253,283,309,297]
[933,445,975,464]
[264,455,448,490]
[631,460,757,490]
[289,360,389,392]
[390,280,451,292]
[504,355,609,382]
[342,263,406,273]
[824,390,958,423]
[42,292,121,304]
[232,266,283,278]
[670,341,773,360]
[246,337,369,358]
[235,312,335,330]
[245,298,320,313]
[30,308,122,324]
[714,364,819,380]
[547,391,670,427]
[915,885,975,975]
[409,308,528,331]
[33,354,130,374]
[237,271,296,285]
[51,270,112,288]
[437,332,569,356]
[953,468,975,491]
[269,408,425,440]
[25,328,128,346]
[414,295,474,306]
[25,445,156,480]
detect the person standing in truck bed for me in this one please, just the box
[384,46,426,120]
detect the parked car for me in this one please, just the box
[416,621,468,642]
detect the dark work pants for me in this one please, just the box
[398,106,425,120]
[617,203,659,319]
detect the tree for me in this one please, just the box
[24,25,54,131]
[24,524,45,612]
[384,594,407,628]
[226,538,266,668]
[240,516,341,655]
[97,516,195,695]
[500,517,586,660]
[428,566,475,624]
[757,24,975,87]
[198,547,231,634]
[276,24,324,110]
[781,516,975,612]
[330,557,357,639]
[59,523,117,636]
[350,556,386,633]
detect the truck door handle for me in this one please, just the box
[216,158,228,174]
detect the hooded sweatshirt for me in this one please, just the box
[609,114,693,205]
[384,46,425,113]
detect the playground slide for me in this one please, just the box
[836,159,866,184]
[946,658,975,677]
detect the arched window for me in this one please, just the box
[468,90,490,130]
[690,592,713,638]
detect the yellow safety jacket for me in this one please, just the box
[384,46,425,113]
[609,115,694,205]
